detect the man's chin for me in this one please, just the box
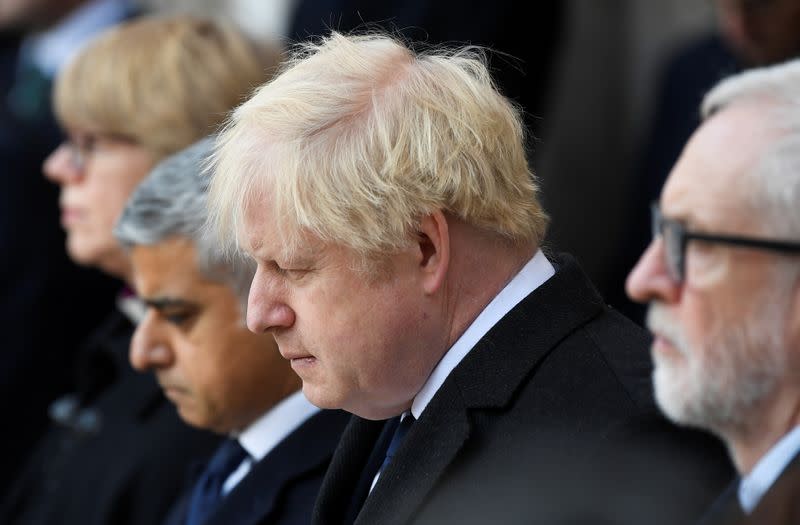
[652,362,695,426]
[300,382,338,411]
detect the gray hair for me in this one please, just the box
[702,59,800,240]
[115,136,255,302]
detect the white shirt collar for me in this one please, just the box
[235,390,320,461]
[739,424,800,513]
[23,0,132,76]
[410,250,555,419]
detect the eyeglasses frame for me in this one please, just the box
[650,201,800,282]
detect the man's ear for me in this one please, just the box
[416,211,450,295]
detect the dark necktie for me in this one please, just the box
[375,414,415,482]
[185,439,249,525]
[343,414,417,524]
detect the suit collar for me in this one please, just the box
[237,391,319,462]
[451,252,605,410]
[747,447,800,524]
[209,409,349,525]
[357,394,469,525]
[411,249,554,418]
[313,416,386,524]
[354,253,606,524]
[697,476,745,525]
[739,425,800,513]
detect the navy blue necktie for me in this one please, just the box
[376,414,415,479]
[185,439,249,525]
[342,414,417,524]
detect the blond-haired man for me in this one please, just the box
[210,32,731,524]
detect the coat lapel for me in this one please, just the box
[209,409,349,525]
[355,388,470,525]
[696,477,745,525]
[747,448,800,524]
[356,254,606,523]
[452,253,605,411]
[316,253,610,525]
[313,416,386,524]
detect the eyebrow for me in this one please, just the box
[141,297,197,311]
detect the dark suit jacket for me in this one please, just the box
[313,253,733,525]
[748,449,800,524]
[163,409,350,525]
[700,448,800,525]
[0,309,220,525]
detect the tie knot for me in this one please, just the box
[185,439,250,525]
[206,439,249,481]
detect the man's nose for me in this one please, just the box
[129,310,173,371]
[626,238,680,305]
[246,267,296,334]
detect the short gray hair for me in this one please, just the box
[115,136,255,301]
[702,59,800,240]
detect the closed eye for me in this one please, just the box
[142,297,200,328]
[269,260,310,280]
[162,309,197,326]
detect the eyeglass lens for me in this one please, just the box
[651,204,684,283]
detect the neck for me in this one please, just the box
[443,226,536,350]
[726,387,800,475]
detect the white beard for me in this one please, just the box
[647,300,786,436]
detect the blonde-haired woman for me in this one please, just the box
[1,15,280,525]
[46,15,273,280]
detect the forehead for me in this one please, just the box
[240,192,316,259]
[661,103,773,229]
[240,194,275,253]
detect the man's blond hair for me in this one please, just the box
[209,31,548,261]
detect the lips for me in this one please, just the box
[652,333,676,352]
[283,352,316,363]
[277,345,314,361]
[157,378,187,398]
[60,206,83,227]
[278,347,317,371]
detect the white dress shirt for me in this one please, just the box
[410,249,555,419]
[222,390,319,494]
[738,424,800,513]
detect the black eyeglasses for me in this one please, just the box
[650,202,800,283]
